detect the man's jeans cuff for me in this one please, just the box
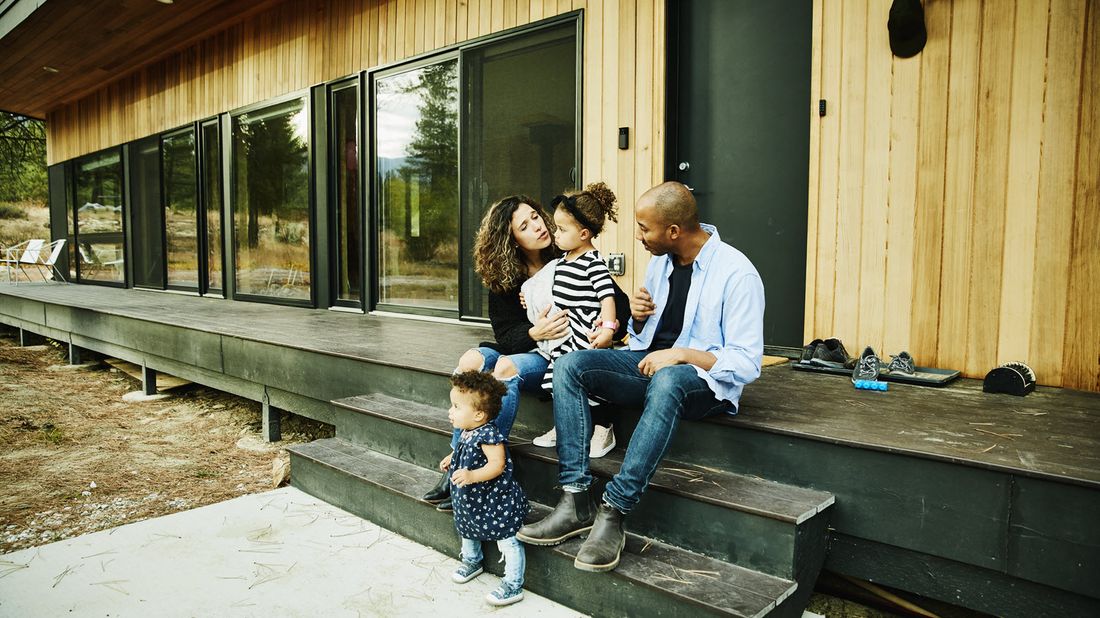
[563,482,589,494]
[601,491,631,514]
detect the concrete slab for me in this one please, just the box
[0,487,586,618]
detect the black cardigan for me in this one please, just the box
[485,281,632,355]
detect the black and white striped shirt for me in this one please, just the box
[542,250,615,393]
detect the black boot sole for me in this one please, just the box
[573,535,625,572]
[516,525,593,546]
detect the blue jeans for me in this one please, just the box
[450,347,549,451]
[553,349,732,513]
[460,536,525,589]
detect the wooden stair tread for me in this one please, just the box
[288,437,797,618]
[333,393,834,524]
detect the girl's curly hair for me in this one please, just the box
[556,181,619,237]
[450,370,508,420]
[473,195,561,295]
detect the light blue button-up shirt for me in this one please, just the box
[628,224,765,411]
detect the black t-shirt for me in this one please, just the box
[649,261,693,351]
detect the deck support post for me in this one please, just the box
[68,342,88,365]
[141,362,158,396]
[18,328,44,346]
[262,388,282,443]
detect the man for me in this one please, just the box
[516,181,765,572]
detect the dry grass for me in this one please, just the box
[0,334,333,553]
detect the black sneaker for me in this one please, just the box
[810,338,850,368]
[886,351,915,375]
[799,339,824,364]
[436,497,453,513]
[852,347,881,384]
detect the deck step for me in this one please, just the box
[332,393,834,581]
[334,393,833,522]
[288,438,799,618]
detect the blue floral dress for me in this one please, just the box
[450,423,529,541]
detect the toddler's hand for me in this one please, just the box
[451,468,474,487]
[519,292,527,310]
[588,328,614,349]
[438,452,452,472]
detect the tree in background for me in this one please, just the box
[0,112,47,205]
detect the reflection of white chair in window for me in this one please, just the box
[34,239,67,282]
[2,239,45,282]
[78,243,124,277]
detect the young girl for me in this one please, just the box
[530,182,620,457]
[446,370,529,607]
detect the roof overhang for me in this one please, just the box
[0,0,283,119]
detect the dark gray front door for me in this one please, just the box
[667,0,812,348]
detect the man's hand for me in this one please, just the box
[451,468,475,487]
[529,305,569,341]
[630,287,656,322]
[637,349,684,377]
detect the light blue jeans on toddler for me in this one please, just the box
[460,536,525,589]
[449,347,549,451]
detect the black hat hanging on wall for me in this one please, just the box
[888,0,928,58]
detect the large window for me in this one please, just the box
[231,97,311,301]
[375,59,460,314]
[332,83,361,305]
[201,121,224,294]
[460,23,578,317]
[163,129,199,289]
[130,136,165,288]
[74,149,125,284]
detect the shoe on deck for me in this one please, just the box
[532,427,556,448]
[810,338,851,368]
[436,497,453,513]
[486,583,524,606]
[887,351,916,375]
[852,346,881,384]
[452,561,483,584]
[799,338,824,364]
[589,424,616,458]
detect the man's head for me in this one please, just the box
[448,370,507,430]
[634,182,700,256]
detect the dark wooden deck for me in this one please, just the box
[4,282,1096,488]
[4,282,1100,615]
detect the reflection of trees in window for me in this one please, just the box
[74,150,125,283]
[377,60,459,310]
[163,131,198,288]
[232,99,310,300]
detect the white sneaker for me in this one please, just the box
[532,427,556,447]
[589,424,616,458]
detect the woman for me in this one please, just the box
[422,194,627,510]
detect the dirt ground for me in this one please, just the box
[0,333,333,554]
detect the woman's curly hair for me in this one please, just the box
[473,195,561,295]
[556,181,619,238]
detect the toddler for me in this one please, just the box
[446,370,529,606]
[530,182,620,456]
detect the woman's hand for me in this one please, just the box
[529,305,569,341]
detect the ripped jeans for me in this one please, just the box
[449,347,549,450]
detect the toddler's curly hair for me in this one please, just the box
[451,370,508,420]
[556,181,619,237]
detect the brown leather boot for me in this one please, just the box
[516,489,595,546]
[574,503,625,572]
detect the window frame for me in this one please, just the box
[226,89,316,308]
[71,145,128,288]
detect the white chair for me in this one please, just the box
[2,239,45,282]
[33,239,67,282]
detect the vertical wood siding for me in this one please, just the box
[807,0,1098,390]
[45,0,664,308]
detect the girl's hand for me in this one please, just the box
[529,305,569,341]
[451,468,474,487]
[588,327,615,349]
[438,452,453,472]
